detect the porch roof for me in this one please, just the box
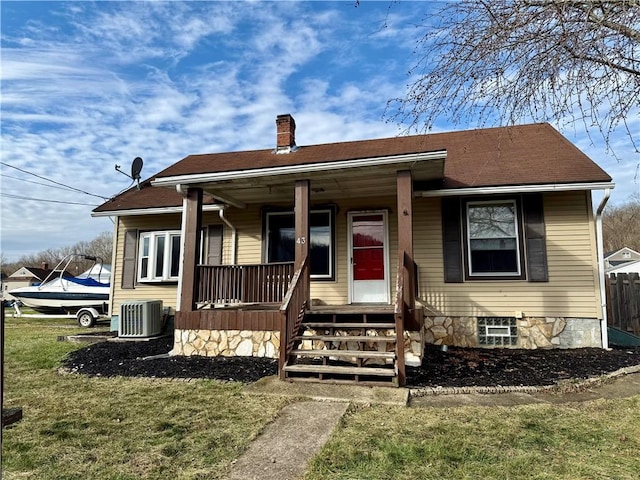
[93,123,612,214]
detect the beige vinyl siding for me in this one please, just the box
[313,196,398,305]
[415,191,601,318]
[112,213,225,315]
[112,190,599,318]
[221,197,399,305]
[112,215,181,316]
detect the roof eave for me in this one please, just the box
[91,204,224,218]
[150,151,448,188]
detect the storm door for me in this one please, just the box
[348,211,390,303]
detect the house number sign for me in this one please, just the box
[296,237,306,244]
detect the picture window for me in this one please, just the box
[265,209,335,280]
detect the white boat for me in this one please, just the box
[9,254,110,313]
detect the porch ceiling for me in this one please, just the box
[200,159,444,206]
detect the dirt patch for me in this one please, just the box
[61,336,640,387]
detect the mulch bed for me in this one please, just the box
[61,336,640,387]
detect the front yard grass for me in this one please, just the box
[1,313,289,480]
[3,311,640,480]
[305,393,640,479]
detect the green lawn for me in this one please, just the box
[3,311,640,480]
[1,313,289,480]
[304,398,640,480]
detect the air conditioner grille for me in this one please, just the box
[119,300,163,338]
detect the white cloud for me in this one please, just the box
[1,0,636,263]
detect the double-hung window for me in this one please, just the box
[138,230,181,282]
[466,200,522,277]
[442,194,548,283]
[265,208,334,280]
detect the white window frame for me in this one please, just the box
[485,325,512,337]
[137,230,181,282]
[466,199,521,277]
[265,209,334,280]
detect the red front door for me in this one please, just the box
[349,212,389,303]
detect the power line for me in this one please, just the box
[0,173,78,192]
[0,193,100,207]
[0,162,110,200]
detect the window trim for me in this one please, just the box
[137,230,181,283]
[263,207,336,281]
[463,198,526,281]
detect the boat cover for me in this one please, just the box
[67,277,109,287]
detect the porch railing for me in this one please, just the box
[196,262,294,305]
[279,256,310,379]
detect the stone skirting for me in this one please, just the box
[172,315,601,360]
[172,329,280,358]
[172,327,424,365]
[424,316,602,349]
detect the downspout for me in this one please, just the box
[219,207,237,264]
[595,188,611,349]
[176,184,189,312]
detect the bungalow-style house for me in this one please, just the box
[3,264,55,302]
[605,247,640,275]
[93,115,614,386]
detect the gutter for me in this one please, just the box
[92,204,223,218]
[176,185,189,312]
[219,207,237,264]
[595,188,612,350]
[416,182,615,197]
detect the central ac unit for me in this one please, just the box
[119,300,163,338]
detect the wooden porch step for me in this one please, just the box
[282,376,398,387]
[290,349,395,360]
[308,306,394,315]
[294,334,396,343]
[302,322,396,329]
[283,363,396,377]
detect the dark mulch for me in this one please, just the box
[62,336,277,384]
[408,344,640,388]
[62,336,640,387]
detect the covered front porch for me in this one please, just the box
[164,147,445,385]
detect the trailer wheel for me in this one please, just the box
[77,310,96,328]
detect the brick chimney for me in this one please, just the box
[276,114,297,153]
[41,262,49,270]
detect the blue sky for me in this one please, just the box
[1,1,638,263]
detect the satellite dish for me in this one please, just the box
[131,157,143,180]
[115,157,144,189]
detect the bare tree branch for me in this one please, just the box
[388,0,640,156]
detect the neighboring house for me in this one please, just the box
[605,247,640,274]
[1,272,7,301]
[607,259,640,276]
[93,115,614,386]
[3,264,55,301]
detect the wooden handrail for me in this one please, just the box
[279,256,310,379]
[395,251,407,386]
[196,262,294,305]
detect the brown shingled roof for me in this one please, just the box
[93,123,611,214]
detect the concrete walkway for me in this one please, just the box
[225,401,348,480]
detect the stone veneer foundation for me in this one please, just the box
[172,327,424,366]
[172,316,600,363]
[424,316,602,349]
[172,329,280,358]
